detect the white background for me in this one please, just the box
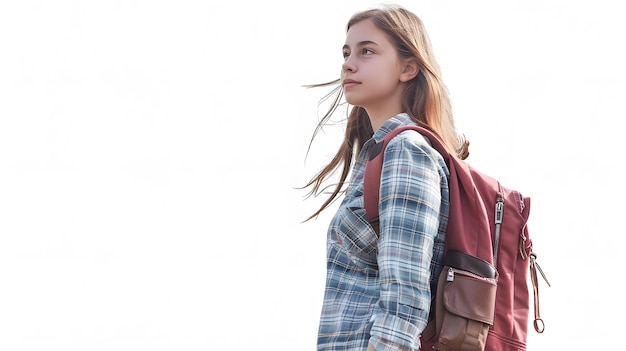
[1,0,624,350]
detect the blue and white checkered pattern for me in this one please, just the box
[317,114,450,351]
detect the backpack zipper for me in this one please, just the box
[446,267,497,283]
[493,187,505,265]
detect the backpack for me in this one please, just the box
[363,125,550,351]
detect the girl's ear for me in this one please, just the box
[400,59,419,82]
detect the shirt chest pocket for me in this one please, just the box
[334,206,378,255]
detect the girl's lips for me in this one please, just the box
[342,79,360,88]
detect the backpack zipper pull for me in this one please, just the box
[495,201,504,224]
[446,268,455,282]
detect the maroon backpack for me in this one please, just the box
[364,125,550,351]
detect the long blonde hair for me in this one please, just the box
[302,5,469,221]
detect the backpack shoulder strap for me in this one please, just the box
[363,125,496,264]
[363,125,449,237]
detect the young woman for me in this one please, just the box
[302,5,469,351]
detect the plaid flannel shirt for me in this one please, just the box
[317,114,450,351]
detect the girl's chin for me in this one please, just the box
[343,95,363,107]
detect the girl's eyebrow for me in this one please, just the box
[342,40,379,50]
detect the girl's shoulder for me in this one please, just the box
[384,127,447,168]
[386,127,436,153]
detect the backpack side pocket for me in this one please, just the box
[434,251,498,351]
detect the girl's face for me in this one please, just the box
[341,19,407,117]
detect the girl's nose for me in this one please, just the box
[342,57,356,73]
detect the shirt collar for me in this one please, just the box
[372,113,417,143]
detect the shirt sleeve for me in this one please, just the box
[368,132,444,351]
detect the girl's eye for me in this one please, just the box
[342,48,373,59]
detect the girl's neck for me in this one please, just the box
[364,94,404,132]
